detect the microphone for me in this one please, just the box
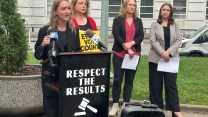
[85,29,107,51]
[49,28,58,67]
[49,30,58,58]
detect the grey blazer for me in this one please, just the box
[148,22,182,63]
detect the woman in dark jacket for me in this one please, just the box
[109,0,144,116]
[34,0,80,117]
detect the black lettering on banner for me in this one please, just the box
[83,39,95,45]
[81,34,86,40]
[80,45,99,51]
[83,39,88,45]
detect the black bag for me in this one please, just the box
[120,102,165,117]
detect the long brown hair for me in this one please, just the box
[48,0,75,31]
[157,3,175,25]
[119,0,138,19]
[71,0,90,17]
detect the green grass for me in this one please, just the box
[128,56,208,106]
[177,57,208,105]
[27,52,208,106]
[26,52,40,64]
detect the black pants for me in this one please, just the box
[41,72,59,117]
[112,54,138,103]
[43,96,59,117]
[149,62,180,112]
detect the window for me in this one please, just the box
[140,0,153,18]
[109,0,123,17]
[202,31,208,43]
[47,0,54,16]
[173,0,187,19]
[206,0,208,20]
[189,25,208,39]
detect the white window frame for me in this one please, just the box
[47,0,54,16]
[172,0,187,20]
[109,0,123,17]
[139,0,154,19]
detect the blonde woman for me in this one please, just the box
[34,0,80,117]
[71,0,97,30]
[109,0,144,116]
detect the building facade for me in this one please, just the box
[17,0,208,36]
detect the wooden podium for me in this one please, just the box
[47,51,112,117]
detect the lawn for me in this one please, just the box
[129,56,208,106]
[26,52,40,64]
[27,52,208,106]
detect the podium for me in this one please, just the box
[47,51,112,117]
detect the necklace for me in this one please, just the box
[57,26,66,31]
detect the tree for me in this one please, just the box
[0,0,28,74]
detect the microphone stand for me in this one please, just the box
[48,44,58,68]
[48,54,58,68]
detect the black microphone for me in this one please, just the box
[85,29,107,51]
[49,29,58,58]
[49,28,58,67]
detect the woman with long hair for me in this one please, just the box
[71,0,97,31]
[34,0,80,117]
[109,0,144,116]
[148,3,182,117]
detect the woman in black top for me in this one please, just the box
[71,0,98,31]
[148,3,182,117]
[109,0,144,116]
[34,0,80,117]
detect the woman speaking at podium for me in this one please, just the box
[34,0,80,117]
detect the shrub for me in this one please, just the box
[0,0,28,74]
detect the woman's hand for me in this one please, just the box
[41,35,50,48]
[128,49,135,59]
[161,51,170,62]
[123,41,135,51]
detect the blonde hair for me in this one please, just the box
[48,0,75,31]
[119,0,138,19]
[71,0,90,17]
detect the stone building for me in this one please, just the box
[17,0,208,38]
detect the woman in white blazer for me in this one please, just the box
[148,3,182,117]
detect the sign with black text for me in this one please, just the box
[79,31,101,52]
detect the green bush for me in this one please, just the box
[0,0,28,74]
